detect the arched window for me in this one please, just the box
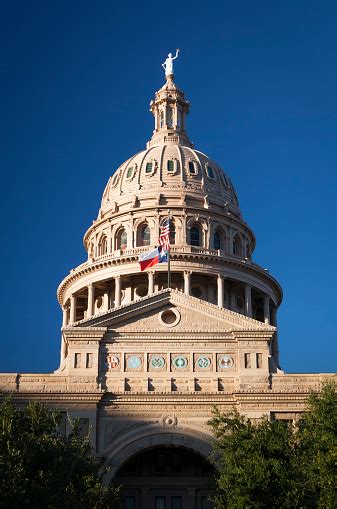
[116,228,127,251]
[233,235,242,256]
[160,110,164,128]
[214,229,222,250]
[98,235,107,256]
[246,242,251,259]
[169,221,176,245]
[138,224,151,246]
[190,225,201,247]
[167,107,173,128]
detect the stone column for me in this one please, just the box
[62,307,68,327]
[87,283,94,318]
[60,335,67,363]
[114,276,121,307]
[217,275,224,308]
[264,295,270,324]
[184,271,191,295]
[244,284,252,317]
[148,271,154,296]
[103,290,109,311]
[70,294,76,324]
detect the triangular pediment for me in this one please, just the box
[71,289,275,334]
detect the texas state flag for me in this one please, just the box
[139,246,168,271]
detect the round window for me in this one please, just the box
[158,308,180,328]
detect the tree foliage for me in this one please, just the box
[0,399,120,509]
[209,382,337,509]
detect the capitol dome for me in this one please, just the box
[100,144,241,218]
[58,71,282,367]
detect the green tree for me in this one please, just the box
[0,399,120,509]
[209,382,336,509]
[293,382,337,508]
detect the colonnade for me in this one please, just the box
[63,270,274,327]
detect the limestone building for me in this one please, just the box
[1,63,335,509]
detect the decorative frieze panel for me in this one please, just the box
[125,354,144,371]
[101,350,239,374]
[148,354,167,371]
[194,354,212,372]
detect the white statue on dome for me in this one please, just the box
[162,49,180,77]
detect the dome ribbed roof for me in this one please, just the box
[100,144,240,216]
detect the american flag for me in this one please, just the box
[159,218,170,251]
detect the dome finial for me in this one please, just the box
[162,49,180,79]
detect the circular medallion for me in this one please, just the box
[150,355,165,369]
[197,356,211,369]
[218,355,234,369]
[173,355,188,369]
[127,355,141,369]
[106,355,119,369]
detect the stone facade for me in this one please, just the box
[1,71,335,508]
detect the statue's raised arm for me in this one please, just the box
[162,49,180,78]
[172,48,180,60]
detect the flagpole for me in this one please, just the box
[168,209,171,289]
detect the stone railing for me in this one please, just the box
[91,245,232,263]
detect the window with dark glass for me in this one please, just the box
[145,162,153,173]
[155,497,166,509]
[201,497,213,509]
[233,236,241,256]
[188,161,197,174]
[99,236,107,255]
[160,110,164,128]
[214,230,221,250]
[116,228,127,250]
[169,221,176,245]
[171,497,182,509]
[124,497,135,509]
[206,166,215,179]
[190,226,201,246]
[167,160,174,172]
[222,173,229,187]
[167,107,173,128]
[140,225,151,246]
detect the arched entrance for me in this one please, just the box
[115,445,215,509]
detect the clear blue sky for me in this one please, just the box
[1,0,336,374]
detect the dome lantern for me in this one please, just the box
[147,74,193,149]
